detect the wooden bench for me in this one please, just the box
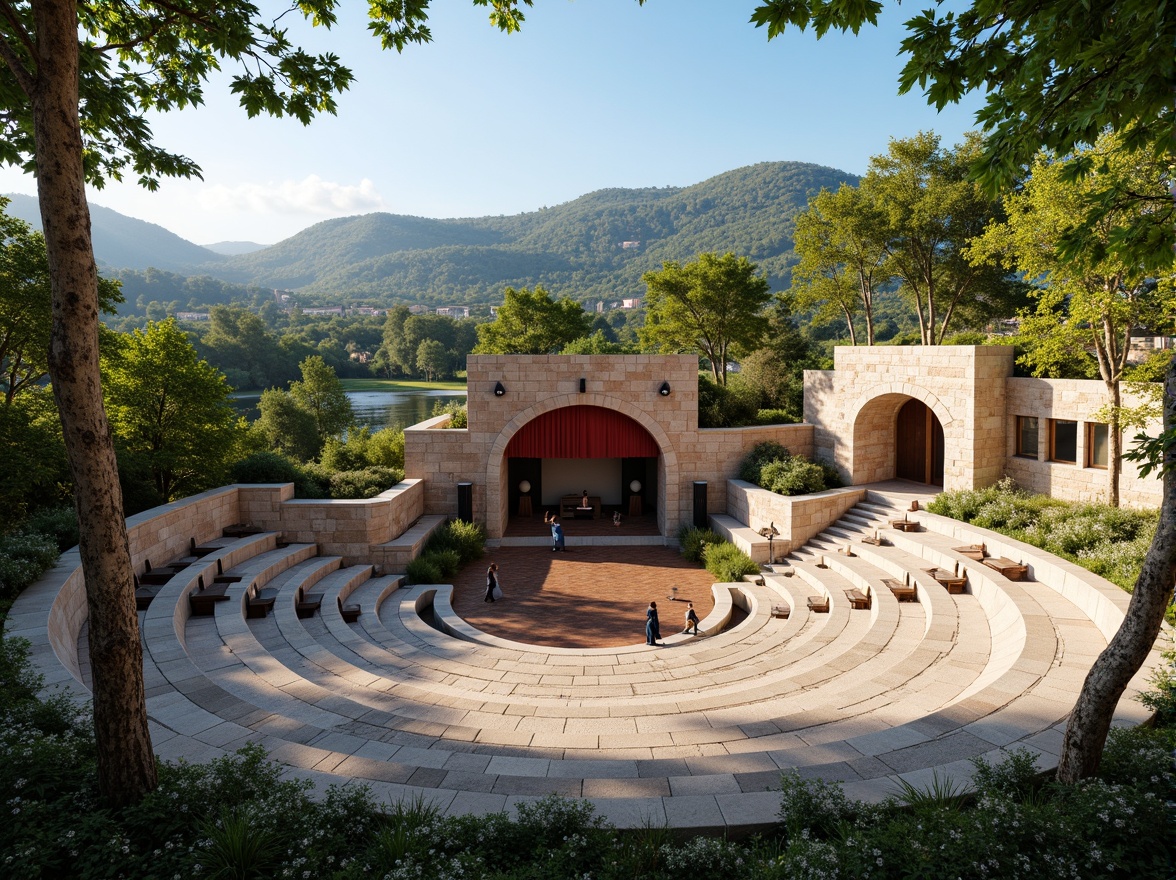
[135,582,161,610]
[883,577,918,602]
[337,595,361,623]
[189,536,218,557]
[246,586,278,619]
[771,604,791,619]
[806,595,830,613]
[295,586,323,619]
[189,578,231,616]
[860,533,889,546]
[924,567,968,594]
[983,556,1029,581]
[953,543,987,561]
[890,518,921,532]
[844,585,871,609]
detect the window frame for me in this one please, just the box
[1086,422,1109,469]
[1015,416,1039,458]
[1048,419,1078,464]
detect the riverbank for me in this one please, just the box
[341,378,466,392]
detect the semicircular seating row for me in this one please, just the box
[11,491,1162,835]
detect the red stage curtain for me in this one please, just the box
[505,406,658,459]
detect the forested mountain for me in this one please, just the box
[2,193,225,271]
[6,161,857,307]
[216,161,856,304]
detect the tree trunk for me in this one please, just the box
[32,0,156,807]
[841,304,857,346]
[1056,354,1176,782]
[1107,379,1121,508]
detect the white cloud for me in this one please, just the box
[198,175,388,217]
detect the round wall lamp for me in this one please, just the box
[518,480,531,494]
[658,381,671,396]
[629,480,642,493]
[494,381,506,397]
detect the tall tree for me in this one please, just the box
[969,135,1175,506]
[0,0,537,807]
[790,184,888,345]
[862,132,1016,344]
[473,286,591,355]
[751,0,1175,782]
[289,355,352,444]
[103,319,242,501]
[640,252,771,386]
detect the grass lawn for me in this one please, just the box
[340,377,467,392]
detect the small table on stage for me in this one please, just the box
[574,506,594,520]
[517,495,532,517]
[628,495,643,516]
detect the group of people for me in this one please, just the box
[645,600,701,645]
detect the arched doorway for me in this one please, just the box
[503,405,660,529]
[895,399,944,485]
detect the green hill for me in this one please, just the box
[217,161,856,304]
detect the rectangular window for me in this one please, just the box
[1087,423,1109,468]
[1049,419,1077,463]
[1015,416,1038,458]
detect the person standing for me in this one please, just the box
[544,511,565,551]
[684,602,701,635]
[484,562,499,602]
[646,601,662,645]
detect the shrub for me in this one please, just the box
[677,525,724,563]
[405,555,443,585]
[754,408,797,425]
[429,548,461,579]
[0,529,60,600]
[702,541,759,582]
[698,376,759,428]
[760,457,829,496]
[230,450,302,484]
[21,507,79,553]
[432,399,467,428]
[327,465,403,499]
[738,440,792,483]
[444,520,486,564]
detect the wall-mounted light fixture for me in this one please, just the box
[579,377,586,393]
[658,381,671,397]
[494,381,506,397]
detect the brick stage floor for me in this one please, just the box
[449,545,717,649]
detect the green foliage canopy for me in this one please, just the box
[473,286,591,354]
[102,319,242,500]
[641,252,771,385]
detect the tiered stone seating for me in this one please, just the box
[11,488,1165,835]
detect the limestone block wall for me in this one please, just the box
[262,480,426,563]
[805,345,1015,491]
[1004,379,1162,508]
[726,480,867,555]
[688,425,814,518]
[405,355,822,539]
[126,485,243,576]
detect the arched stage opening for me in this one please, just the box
[501,405,661,535]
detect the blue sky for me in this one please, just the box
[0,1,984,245]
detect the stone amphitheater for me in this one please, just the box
[8,348,1166,834]
[10,483,1160,835]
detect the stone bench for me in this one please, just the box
[370,514,448,570]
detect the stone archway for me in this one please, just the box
[849,387,953,486]
[485,395,680,540]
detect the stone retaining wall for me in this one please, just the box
[726,481,868,556]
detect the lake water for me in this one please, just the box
[232,389,468,431]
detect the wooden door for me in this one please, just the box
[895,399,944,485]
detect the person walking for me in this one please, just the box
[683,601,701,635]
[646,601,662,645]
[484,562,499,602]
[544,511,565,551]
